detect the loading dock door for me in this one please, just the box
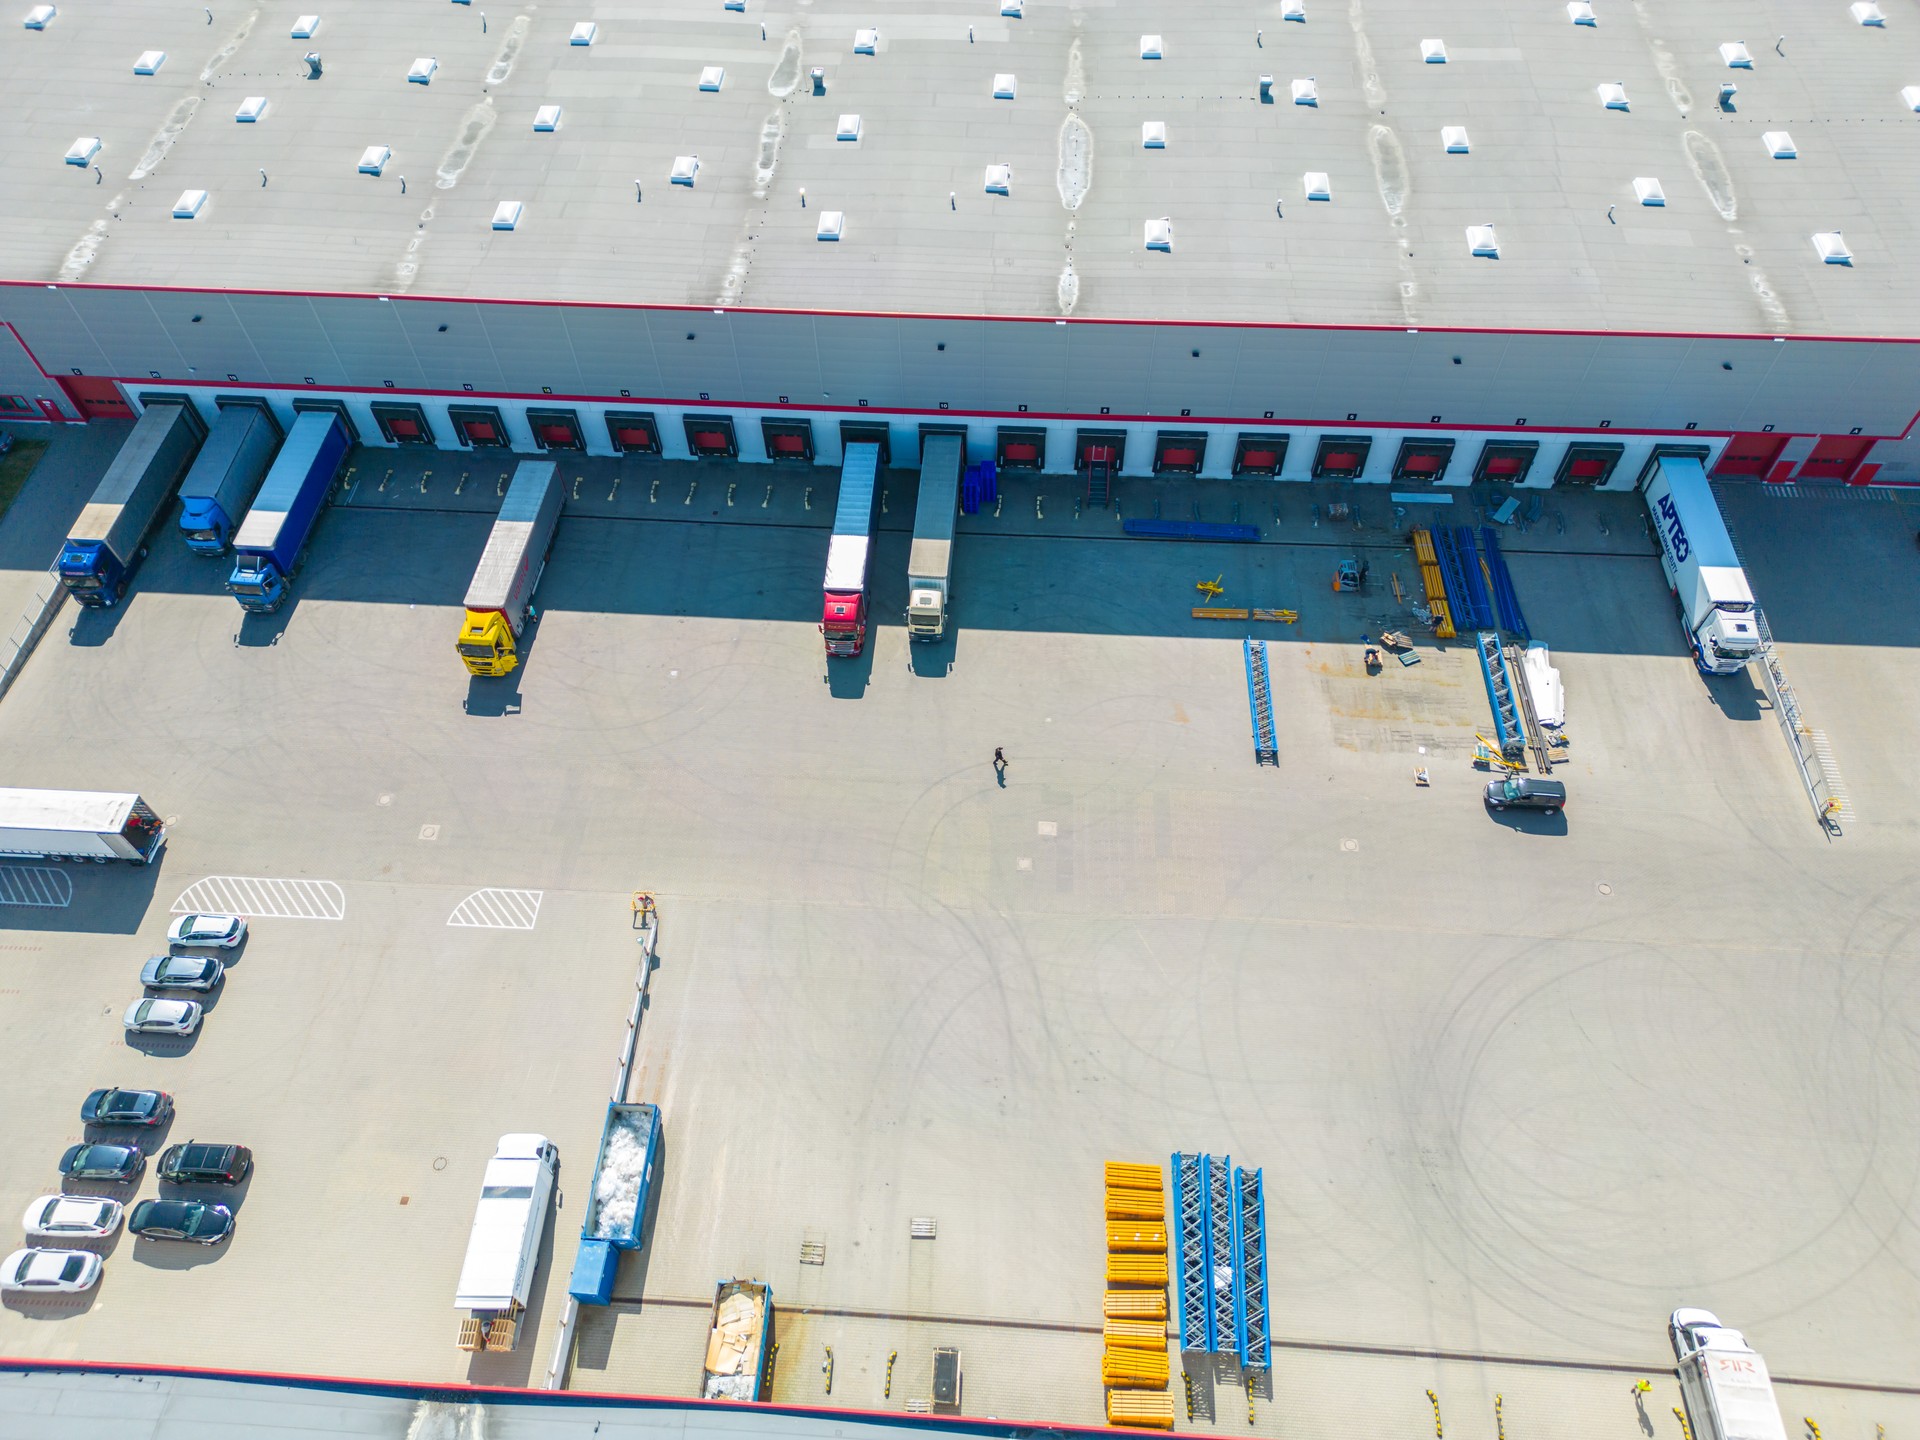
[528,408,585,451]
[1154,432,1206,475]
[1555,442,1624,487]
[684,415,738,459]
[59,375,133,420]
[1232,433,1288,476]
[1798,435,1872,482]
[605,411,661,455]
[997,426,1046,470]
[1474,440,1539,484]
[1075,429,1127,472]
[1312,435,1371,480]
[762,418,815,462]
[1711,432,1787,479]
[449,404,511,448]
[1391,438,1455,483]
[371,401,434,446]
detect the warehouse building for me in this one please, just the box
[1,0,1917,488]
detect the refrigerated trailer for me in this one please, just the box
[906,434,963,641]
[455,1133,559,1353]
[57,401,207,606]
[457,461,563,676]
[0,788,166,864]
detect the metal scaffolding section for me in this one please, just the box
[1232,1166,1270,1372]
[1171,1152,1210,1354]
[1206,1154,1236,1356]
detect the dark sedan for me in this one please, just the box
[59,1142,145,1182]
[129,1198,233,1245]
[80,1087,173,1127]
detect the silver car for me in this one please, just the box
[22,1195,123,1240]
[167,913,247,949]
[1,1247,102,1294]
[140,953,224,991]
[123,997,202,1036]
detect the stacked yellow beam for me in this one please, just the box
[1102,1162,1171,1421]
[1409,529,1456,638]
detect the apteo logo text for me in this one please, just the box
[1657,493,1691,563]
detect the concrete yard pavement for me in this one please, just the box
[0,447,1915,1438]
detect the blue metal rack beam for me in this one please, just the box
[1431,527,1490,632]
[1172,1152,1210,1353]
[1206,1154,1236,1354]
[1244,639,1278,766]
[1477,526,1530,641]
[1235,1166,1270,1371]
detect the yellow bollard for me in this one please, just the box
[685,481,697,505]
[1674,1409,1693,1440]
[420,470,431,494]
[497,472,508,497]
[378,468,393,493]
[822,1345,833,1395]
[573,477,583,500]
[650,478,659,503]
[456,471,468,495]
[805,486,813,510]
[608,478,620,502]
[885,1349,897,1399]
[1428,1388,1443,1438]
[763,484,773,508]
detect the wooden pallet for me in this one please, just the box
[1104,1289,1168,1321]
[457,1317,487,1352]
[1107,1390,1177,1429]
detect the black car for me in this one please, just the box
[80,1087,174,1127]
[1484,776,1567,814]
[128,1198,234,1245]
[59,1142,146,1182]
[158,1141,252,1186]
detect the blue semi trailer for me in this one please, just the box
[57,401,207,607]
[567,1101,660,1307]
[226,411,349,613]
[178,401,281,556]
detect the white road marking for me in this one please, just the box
[0,867,73,908]
[172,876,347,921]
[448,888,543,930]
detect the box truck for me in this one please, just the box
[455,1133,559,1353]
[226,411,349,613]
[1670,1309,1789,1440]
[1641,457,1761,675]
[457,461,564,676]
[177,402,281,556]
[57,401,206,606]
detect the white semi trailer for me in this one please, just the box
[1670,1309,1790,1440]
[1641,456,1761,676]
[0,788,166,864]
[454,1133,559,1353]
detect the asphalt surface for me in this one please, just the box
[0,434,1915,1437]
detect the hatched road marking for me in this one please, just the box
[448,888,543,930]
[0,867,73,908]
[172,876,347,921]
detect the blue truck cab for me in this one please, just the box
[178,401,282,556]
[225,411,349,612]
[58,400,206,606]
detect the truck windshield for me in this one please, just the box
[61,573,102,589]
[458,643,498,660]
[188,530,219,543]
[482,1185,534,1200]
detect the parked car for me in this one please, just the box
[1,1247,102,1295]
[58,1142,144,1183]
[22,1195,123,1240]
[167,913,247,949]
[128,1198,233,1245]
[0,432,12,457]
[139,954,223,992]
[1483,775,1566,815]
[158,1142,251,1186]
[80,1087,173,1127]
[123,997,202,1036]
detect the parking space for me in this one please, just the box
[0,451,1914,1434]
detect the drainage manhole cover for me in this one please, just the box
[1598,883,1613,896]
[1341,839,1359,852]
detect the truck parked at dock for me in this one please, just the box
[0,788,165,865]
[57,401,206,606]
[226,411,349,613]
[177,401,281,556]
[1641,456,1761,676]
[566,1102,660,1307]
[906,434,963,641]
[454,1133,559,1353]
[821,443,881,657]
[702,1278,772,1401]
[457,461,563,676]
[1670,1309,1789,1440]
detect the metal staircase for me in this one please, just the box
[1082,457,1114,509]
[1243,639,1279,766]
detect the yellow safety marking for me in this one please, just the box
[1428,1388,1444,1438]
[885,1349,897,1400]
[1674,1408,1693,1440]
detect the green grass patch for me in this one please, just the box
[0,437,51,530]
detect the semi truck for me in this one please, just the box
[0,788,166,864]
[566,1101,660,1307]
[177,402,281,556]
[701,1278,773,1401]
[57,400,207,606]
[906,433,964,641]
[1670,1309,1789,1440]
[457,460,564,676]
[226,411,349,613]
[1641,456,1761,676]
[821,442,882,657]
[454,1133,559,1353]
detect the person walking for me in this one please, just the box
[992,747,1007,785]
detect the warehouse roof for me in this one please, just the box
[3,0,1918,337]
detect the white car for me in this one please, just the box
[167,913,247,949]
[22,1195,124,1240]
[1,1247,103,1294]
[123,997,202,1036]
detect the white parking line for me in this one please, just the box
[0,867,73,908]
[172,876,347,921]
[448,888,543,930]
